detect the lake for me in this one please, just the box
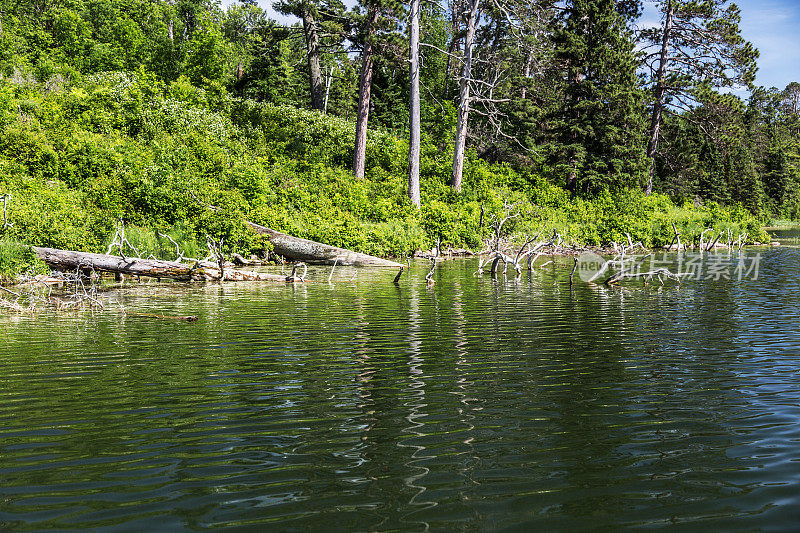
[2,243,800,530]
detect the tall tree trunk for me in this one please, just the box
[408,0,421,208]
[451,0,480,192]
[443,0,461,99]
[301,5,325,111]
[646,0,674,195]
[323,65,334,114]
[353,7,379,179]
[521,52,533,99]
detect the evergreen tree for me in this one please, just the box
[351,0,404,179]
[273,0,347,111]
[548,0,647,193]
[641,0,759,194]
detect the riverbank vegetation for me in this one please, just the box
[0,0,795,273]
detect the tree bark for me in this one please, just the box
[301,5,325,111]
[353,7,379,179]
[646,0,673,196]
[31,247,287,282]
[408,0,421,208]
[451,0,480,192]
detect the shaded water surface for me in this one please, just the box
[2,249,800,530]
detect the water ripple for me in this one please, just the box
[2,251,800,530]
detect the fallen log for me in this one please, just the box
[243,221,403,267]
[199,199,402,267]
[31,247,288,282]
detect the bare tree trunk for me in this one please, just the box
[301,5,325,111]
[323,65,334,114]
[353,7,379,179]
[450,0,480,192]
[408,0,421,208]
[168,20,174,42]
[443,0,461,99]
[521,52,533,99]
[646,0,674,196]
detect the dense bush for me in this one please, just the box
[0,72,769,278]
[0,239,48,281]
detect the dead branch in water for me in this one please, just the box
[123,312,199,321]
[602,253,682,286]
[475,227,562,276]
[285,262,307,282]
[707,230,723,251]
[605,267,682,286]
[569,257,578,285]
[425,257,436,285]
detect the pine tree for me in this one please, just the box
[273,0,347,111]
[641,0,759,194]
[548,0,647,193]
[351,0,403,179]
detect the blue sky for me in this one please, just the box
[227,0,800,92]
[732,0,800,90]
[642,0,800,91]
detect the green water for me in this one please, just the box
[2,249,800,530]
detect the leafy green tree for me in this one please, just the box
[184,15,229,88]
[240,22,306,105]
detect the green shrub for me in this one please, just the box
[0,72,772,260]
[0,239,48,281]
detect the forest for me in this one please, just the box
[0,0,797,270]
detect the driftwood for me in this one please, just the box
[425,258,436,285]
[195,199,402,267]
[602,253,681,285]
[569,257,578,285]
[285,262,307,282]
[707,230,723,251]
[244,220,402,267]
[475,229,562,276]
[670,223,682,251]
[31,247,288,282]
